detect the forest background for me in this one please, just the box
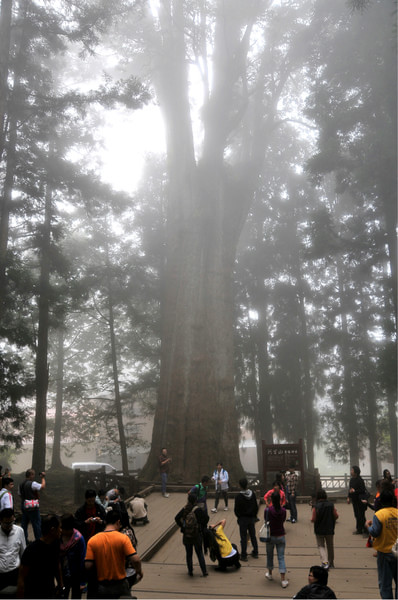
[0,0,396,484]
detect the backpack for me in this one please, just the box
[182,507,199,541]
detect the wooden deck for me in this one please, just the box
[128,491,381,599]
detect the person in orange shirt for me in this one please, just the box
[264,481,286,508]
[85,509,143,598]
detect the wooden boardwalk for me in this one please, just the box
[129,491,381,599]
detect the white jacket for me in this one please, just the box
[212,468,229,491]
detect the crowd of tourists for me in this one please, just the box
[173,460,397,600]
[0,459,396,599]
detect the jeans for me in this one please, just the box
[21,507,41,542]
[287,492,297,521]
[184,541,207,575]
[238,517,258,557]
[161,472,168,494]
[377,551,397,599]
[214,489,228,509]
[266,536,286,573]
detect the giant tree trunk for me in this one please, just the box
[140,1,264,482]
[142,167,244,482]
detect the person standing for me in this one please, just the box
[190,476,211,514]
[311,489,338,569]
[17,514,64,599]
[85,509,143,599]
[285,464,298,523]
[159,448,171,498]
[175,493,209,577]
[264,491,288,589]
[234,477,259,561]
[75,489,106,543]
[347,465,368,534]
[365,490,398,599]
[60,513,86,599]
[19,469,46,542]
[0,508,26,593]
[264,481,286,508]
[0,477,14,511]
[211,463,229,513]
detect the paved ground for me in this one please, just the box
[130,492,382,599]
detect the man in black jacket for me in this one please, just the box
[75,489,106,543]
[293,565,336,599]
[234,478,259,561]
[347,465,368,534]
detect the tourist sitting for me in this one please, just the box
[129,495,149,525]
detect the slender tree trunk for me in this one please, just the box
[0,124,16,299]
[51,327,64,469]
[286,207,315,471]
[32,181,52,473]
[337,259,359,466]
[250,282,273,475]
[0,0,28,299]
[0,0,12,161]
[106,257,129,476]
[387,393,397,475]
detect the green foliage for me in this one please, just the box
[0,352,33,448]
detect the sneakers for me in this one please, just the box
[162,493,169,498]
[281,580,289,588]
[322,562,329,570]
[265,571,273,580]
[211,508,217,513]
[224,507,229,511]
[291,518,297,523]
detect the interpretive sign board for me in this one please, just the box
[262,439,306,491]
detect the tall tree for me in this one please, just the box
[108,0,317,481]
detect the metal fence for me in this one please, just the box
[319,475,373,491]
[73,468,139,504]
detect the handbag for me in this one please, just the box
[259,520,270,543]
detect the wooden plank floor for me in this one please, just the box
[130,491,381,599]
